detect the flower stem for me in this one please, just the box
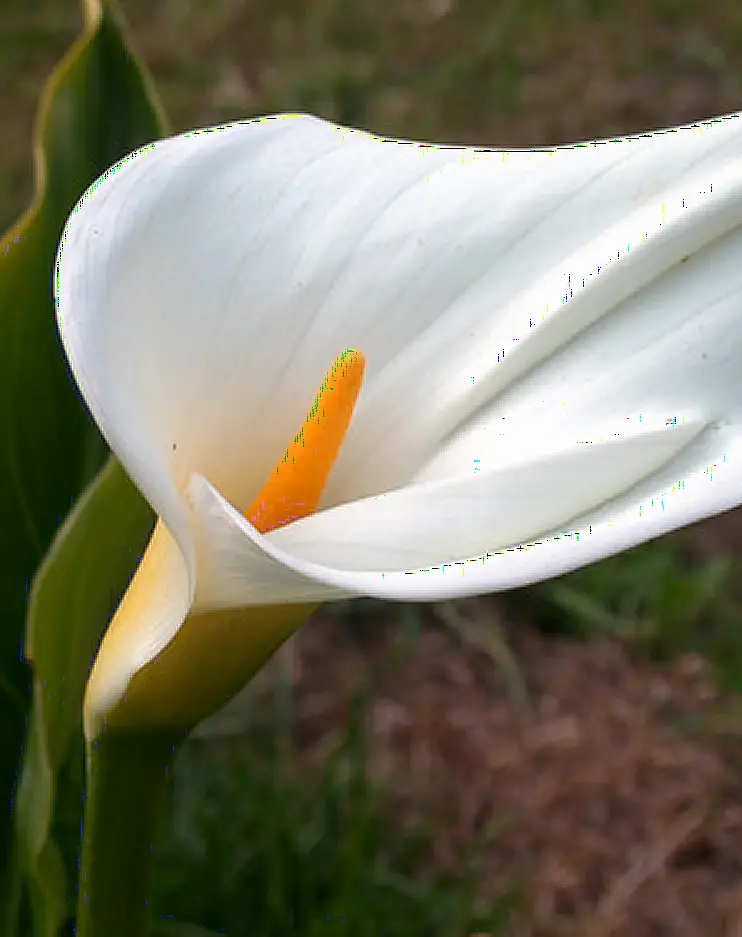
[76,729,180,937]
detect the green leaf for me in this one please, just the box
[0,0,165,927]
[0,0,165,634]
[17,456,154,937]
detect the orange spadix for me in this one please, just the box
[246,348,366,533]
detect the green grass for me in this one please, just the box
[153,679,519,936]
[525,540,742,692]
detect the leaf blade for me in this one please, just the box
[1,0,165,930]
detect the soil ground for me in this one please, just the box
[269,552,742,937]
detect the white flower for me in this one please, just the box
[56,112,742,736]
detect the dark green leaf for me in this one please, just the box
[0,0,164,929]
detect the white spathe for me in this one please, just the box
[56,112,742,720]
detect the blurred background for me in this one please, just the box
[5,1,742,935]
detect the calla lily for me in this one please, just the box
[56,111,742,738]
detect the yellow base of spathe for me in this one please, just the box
[101,566,316,731]
[83,349,365,737]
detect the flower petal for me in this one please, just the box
[186,413,741,607]
[83,519,192,738]
[56,112,742,545]
[416,203,742,485]
[56,111,742,729]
